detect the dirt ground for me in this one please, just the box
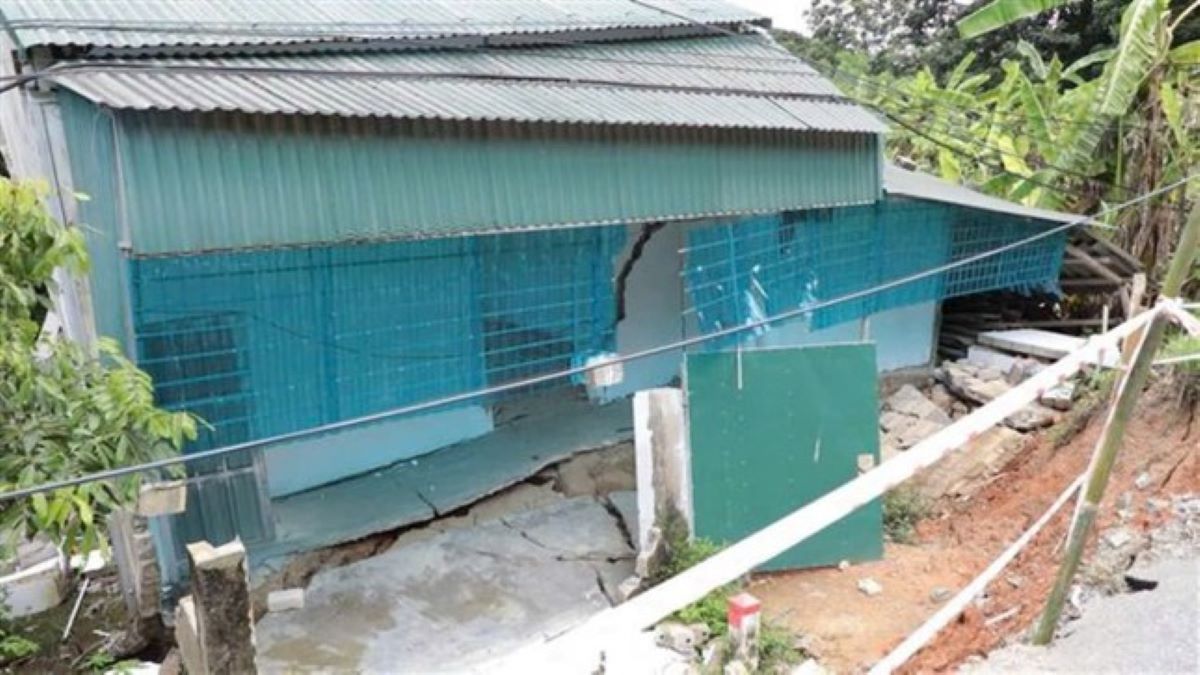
[752,385,1197,674]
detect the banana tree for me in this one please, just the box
[958,0,1200,272]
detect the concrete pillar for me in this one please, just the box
[727,592,762,670]
[633,387,693,555]
[107,508,160,620]
[183,539,256,674]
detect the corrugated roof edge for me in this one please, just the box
[1,6,769,57]
[884,163,1096,226]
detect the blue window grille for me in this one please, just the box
[683,199,1066,342]
[129,227,626,453]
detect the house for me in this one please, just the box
[0,0,1071,597]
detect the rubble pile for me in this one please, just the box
[881,344,1084,500]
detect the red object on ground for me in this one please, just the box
[728,592,762,630]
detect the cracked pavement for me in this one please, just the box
[255,484,638,673]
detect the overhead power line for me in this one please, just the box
[1,172,1195,504]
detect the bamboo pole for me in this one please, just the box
[1033,203,1200,645]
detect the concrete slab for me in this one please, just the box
[966,554,1199,674]
[978,329,1119,367]
[258,392,633,564]
[255,497,635,673]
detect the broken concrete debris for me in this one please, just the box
[1040,382,1077,411]
[654,621,711,655]
[929,586,953,603]
[1134,472,1152,491]
[266,588,305,613]
[857,578,884,597]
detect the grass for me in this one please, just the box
[1160,331,1200,412]
[655,534,805,673]
[883,487,929,544]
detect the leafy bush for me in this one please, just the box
[0,179,196,555]
[883,487,929,544]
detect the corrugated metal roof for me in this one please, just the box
[50,36,886,133]
[884,163,1091,225]
[0,0,765,53]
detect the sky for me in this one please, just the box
[723,0,812,34]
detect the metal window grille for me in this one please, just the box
[683,200,1066,342]
[129,227,626,453]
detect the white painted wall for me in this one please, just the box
[602,222,688,400]
[264,406,493,497]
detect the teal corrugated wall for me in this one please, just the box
[100,105,880,255]
[57,94,128,345]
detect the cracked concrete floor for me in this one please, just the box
[255,484,638,673]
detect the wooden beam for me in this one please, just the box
[1065,244,1125,285]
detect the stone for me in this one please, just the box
[857,578,883,597]
[791,659,830,675]
[617,575,642,602]
[1006,574,1025,588]
[655,621,707,655]
[724,660,751,675]
[1134,472,1152,491]
[1040,382,1077,411]
[159,649,183,675]
[879,411,916,434]
[885,385,950,424]
[1005,404,1058,432]
[702,639,728,669]
[928,384,954,411]
[267,588,305,613]
[966,378,1011,404]
[929,587,953,603]
[894,418,947,449]
[837,560,850,572]
[977,367,1004,382]
[1103,528,1133,549]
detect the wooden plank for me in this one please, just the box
[1065,244,1124,284]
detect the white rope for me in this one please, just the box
[498,308,1161,673]
[869,473,1085,674]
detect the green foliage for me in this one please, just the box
[882,487,929,544]
[811,0,1198,273]
[0,633,39,663]
[0,178,196,555]
[659,537,734,635]
[758,622,804,672]
[1161,327,1200,410]
[959,0,1074,38]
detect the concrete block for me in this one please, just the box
[186,539,256,675]
[175,596,206,675]
[137,480,187,517]
[0,550,67,618]
[633,388,692,553]
[267,588,305,613]
[108,509,160,619]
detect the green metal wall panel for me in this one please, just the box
[98,104,880,255]
[686,344,883,571]
[57,93,127,344]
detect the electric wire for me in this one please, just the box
[1,172,1194,504]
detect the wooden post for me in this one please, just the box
[1120,272,1148,365]
[1034,203,1200,645]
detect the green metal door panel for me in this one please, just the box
[686,344,883,571]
